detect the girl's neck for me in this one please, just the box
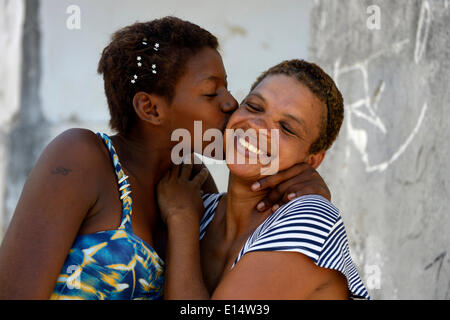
[110,126,173,189]
[223,173,271,240]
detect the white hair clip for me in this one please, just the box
[130,40,159,84]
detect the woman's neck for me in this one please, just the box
[223,173,271,240]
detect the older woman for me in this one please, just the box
[158,60,370,300]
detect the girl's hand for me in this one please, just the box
[252,163,331,212]
[157,162,209,226]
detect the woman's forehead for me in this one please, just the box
[252,75,321,110]
[249,74,326,133]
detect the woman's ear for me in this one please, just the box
[132,91,167,126]
[306,150,326,169]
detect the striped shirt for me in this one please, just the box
[200,193,370,300]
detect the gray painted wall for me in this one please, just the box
[309,0,449,299]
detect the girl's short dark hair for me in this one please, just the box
[250,59,344,154]
[98,16,218,134]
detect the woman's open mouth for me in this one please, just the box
[232,132,272,159]
[237,136,264,155]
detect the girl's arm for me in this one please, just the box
[164,210,209,299]
[157,162,210,299]
[0,129,103,299]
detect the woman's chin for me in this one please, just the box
[226,162,263,180]
[226,161,283,181]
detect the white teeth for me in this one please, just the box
[238,137,263,155]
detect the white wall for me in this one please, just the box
[0,0,25,239]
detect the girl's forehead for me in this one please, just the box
[184,48,226,76]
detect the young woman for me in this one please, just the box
[157,60,370,300]
[0,17,330,299]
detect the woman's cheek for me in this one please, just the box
[276,154,298,172]
[276,141,306,169]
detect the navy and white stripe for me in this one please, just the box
[200,193,370,300]
[200,193,225,240]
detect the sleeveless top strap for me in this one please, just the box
[96,132,133,231]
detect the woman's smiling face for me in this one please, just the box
[225,74,327,180]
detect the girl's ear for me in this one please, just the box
[305,150,326,169]
[132,91,168,126]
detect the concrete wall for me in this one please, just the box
[309,0,450,299]
[0,0,25,240]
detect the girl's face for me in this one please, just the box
[225,74,326,180]
[167,47,238,155]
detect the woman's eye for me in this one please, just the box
[280,122,295,135]
[245,103,261,112]
[205,93,218,98]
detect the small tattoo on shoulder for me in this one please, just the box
[51,166,72,176]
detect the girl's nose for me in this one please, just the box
[221,91,238,114]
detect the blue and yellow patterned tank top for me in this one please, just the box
[50,133,164,300]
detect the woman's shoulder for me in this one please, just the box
[261,194,341,234]
[240,195,371,299]
[239,195,343,265]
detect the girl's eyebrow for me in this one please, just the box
[200,75,228,88]
[201,74,227,82]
